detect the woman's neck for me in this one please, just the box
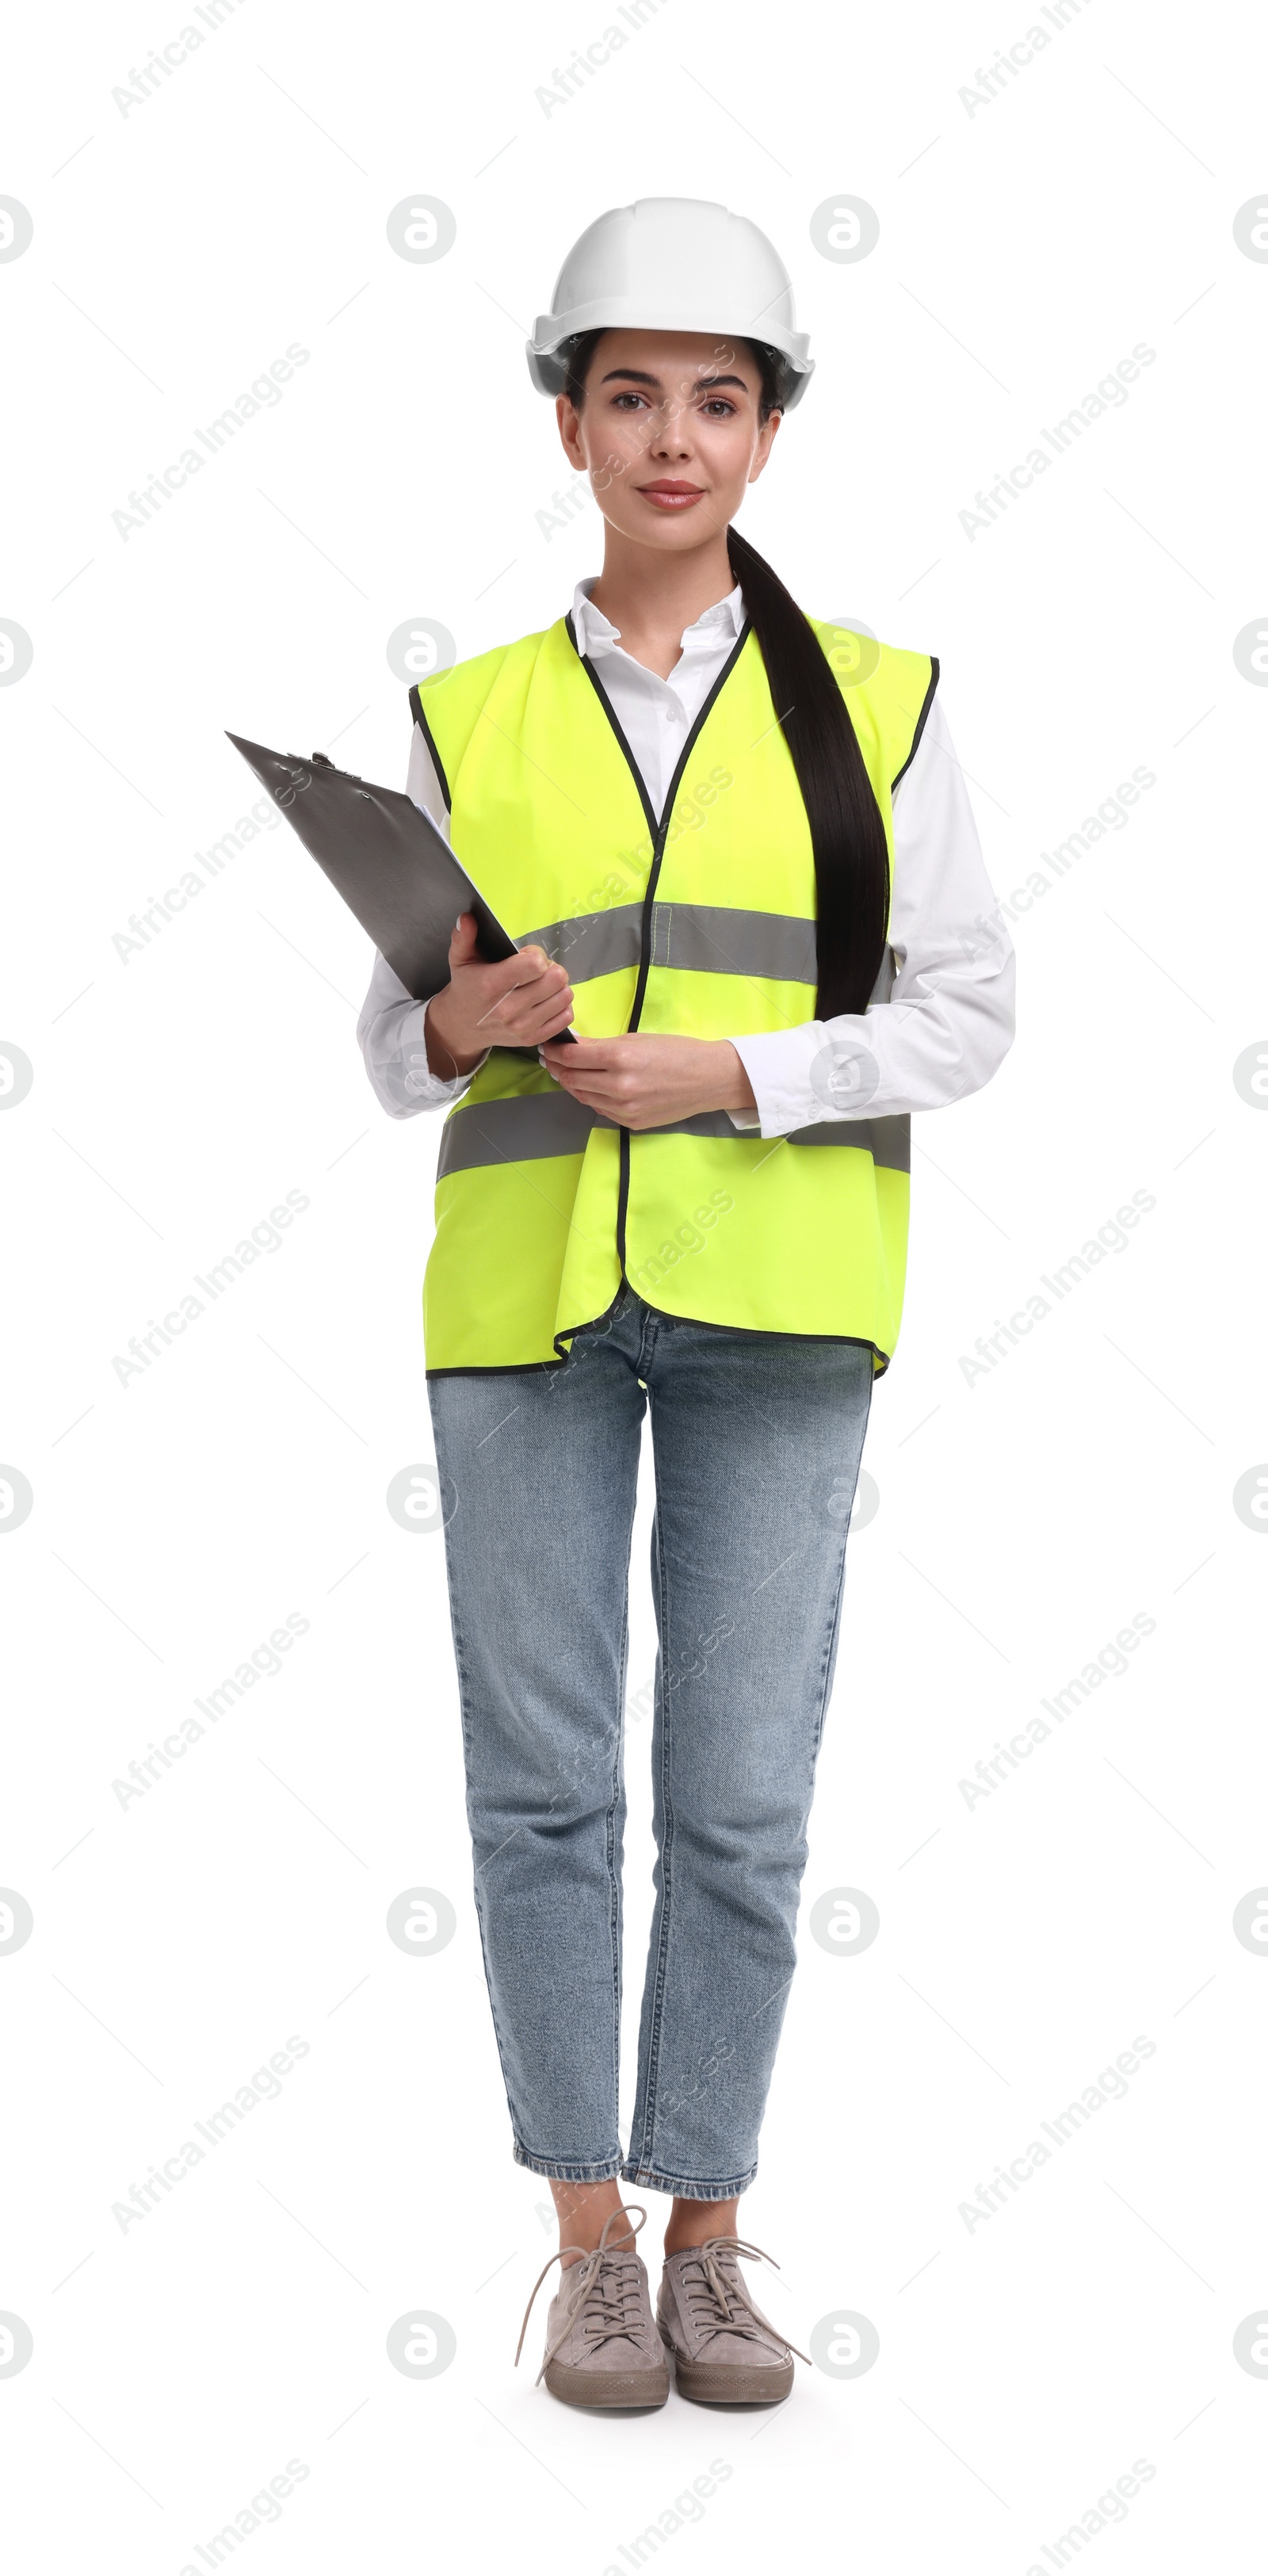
[588,529,736,679]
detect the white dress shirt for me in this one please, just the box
[356,576,1015,1135]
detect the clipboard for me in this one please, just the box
[225,733,576,1039]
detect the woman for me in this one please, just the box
[357,197,1014,2410]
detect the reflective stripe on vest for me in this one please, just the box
[414,613,937,1376]
[518,901,818,987]
[436,1089,911,1178]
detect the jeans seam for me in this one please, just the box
[618,2158,758,2200]
[514,2143,624,2182]
[629,1394,675,2176]
[808,1532,850,1780]
[448,1589,529,2137]
[808,1371,874,1778]
[609,1592,629,2133]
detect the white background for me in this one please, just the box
[2,1,1267,2568]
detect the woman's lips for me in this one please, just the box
[636,482,705,509]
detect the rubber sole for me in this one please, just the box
[660,2329,793,2407]
[543,2358,670,2409]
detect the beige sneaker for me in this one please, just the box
[657,2235,808,2406]
[515,2205,670,2409]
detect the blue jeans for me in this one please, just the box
[427,1288,873,2199]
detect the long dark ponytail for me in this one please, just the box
[563,330,892,1020]
[724,523,890,1020]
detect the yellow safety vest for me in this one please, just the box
[414,612,937,1377]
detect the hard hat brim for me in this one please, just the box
[527,306,814,410]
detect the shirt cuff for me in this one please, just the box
[729,1025,846,1137]
[393,998,489,1108]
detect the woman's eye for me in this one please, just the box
[612,392,646,410]
[701,399,736,417]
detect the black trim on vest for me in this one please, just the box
[563,610,756,1296]
[565,610,661,847]
[426,1355,575,1380]
[890,656,940,796]
[626,624,754,1033]
[407,681,453,814]
[563,610,756,1027]
[617,1135,632,1296]
[426,1321,890,1381]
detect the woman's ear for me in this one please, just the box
[557,391,586,470]
[748,406,783,484]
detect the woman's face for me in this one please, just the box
[556,328,781,554]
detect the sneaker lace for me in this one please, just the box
[514,2204,651,2384]
[675,2234,812,2367]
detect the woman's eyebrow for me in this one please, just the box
[598,369,750,391]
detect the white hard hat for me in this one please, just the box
[526,197,814,410]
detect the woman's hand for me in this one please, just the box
[538,1032,758,1130]
[425,914,575,1077]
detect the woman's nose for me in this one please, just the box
[649,405,693,457]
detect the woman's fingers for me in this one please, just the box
[472,948,568,1025]
[479,984,574,1041]
[543,1034,621,1068]
[506,947,567,1000]
[550,1065,626,1097]
[518,996,575,1039]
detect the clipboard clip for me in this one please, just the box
[311,750,372,798]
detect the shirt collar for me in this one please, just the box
[571,574,746,665]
